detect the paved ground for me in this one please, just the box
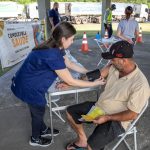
[0,36,150,150]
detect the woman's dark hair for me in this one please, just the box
[125,6,133,20]
[33,21,76,50]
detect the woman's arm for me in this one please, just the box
[135,29,139,41]
[64,55,88,74]
[116,25,134,44]
[55,68,106,87]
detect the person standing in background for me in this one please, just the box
[116,6,139,46]
[104,4,116,38]
[49,2,60,30]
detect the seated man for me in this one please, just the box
[66,41,150,150]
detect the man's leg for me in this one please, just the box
[66,101,95,149]
[88,145,104,150]
[87,121,124,150]
[104,23,111,38]
[109,24,113,38]
[104,23,107,31]
[87,145,92,150]
[66,112,87,147]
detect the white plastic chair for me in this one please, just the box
[112,100,149,150]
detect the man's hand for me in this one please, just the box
[93,115,110,125]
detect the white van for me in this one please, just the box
[133,4,149,22]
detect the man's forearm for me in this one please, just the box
[107,110,138,122]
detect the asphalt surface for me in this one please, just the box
[0,36,150,150]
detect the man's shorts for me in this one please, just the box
[67,101,125,150]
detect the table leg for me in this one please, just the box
[75,91,79,104]
[48,94,54,143]
[96,89,100,101]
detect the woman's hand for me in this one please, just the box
[56,82,70,89]
[126,38,134,44]
[56,68,106,88]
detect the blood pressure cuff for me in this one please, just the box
[86,69,101,81]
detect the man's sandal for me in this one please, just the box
[66,142,86,150]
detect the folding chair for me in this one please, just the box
[112,100,149,150]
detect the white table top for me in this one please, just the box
[47,80,100,96]
[95,36,120,44]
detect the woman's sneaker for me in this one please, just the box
[41,127,60,137]
[29,136,52,147]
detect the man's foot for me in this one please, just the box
[29,136,52,147]
[66,142,87,150]
[41,127,60,137]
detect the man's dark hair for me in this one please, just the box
[54,2,58,6]
[111,4,116,10]
[125,6,133,20]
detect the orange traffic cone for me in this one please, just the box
[137,27,143,43]
[104,29,109,39]
[81,32,89,52]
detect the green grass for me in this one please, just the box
[75,31,98,39]
[0,64,12,77]
[74,23,150,38]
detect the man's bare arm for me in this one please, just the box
[49,17,54,29]
[93,109,138,125]
[108,109,138,121]
[100,64,111,79]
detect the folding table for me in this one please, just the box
[46,81,100,143]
